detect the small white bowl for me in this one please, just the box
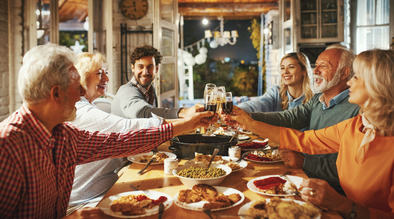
[172,163,232,188]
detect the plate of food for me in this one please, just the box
[247,175,302,196]
[127,151,176,165]
[173,184,245,211]
[242,149,282,163]
[237,139,269,151]
[238,197,321,219]
[192,153,247,172]
[100,191,173,218]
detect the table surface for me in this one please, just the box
[97,135,341,219]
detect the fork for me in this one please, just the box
[203,208,213,219]
[137,149,157,175]
[280,172,327,212]
[235,152,248,163]
[158,202,164,219]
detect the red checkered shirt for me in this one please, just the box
[0,105,173,219]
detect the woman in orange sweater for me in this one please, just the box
[224,49,394,219]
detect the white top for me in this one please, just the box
[68,96,164,205]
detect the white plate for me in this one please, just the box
[239,130,253,135]
[247,175,303,196]
[173,186,245,211]
[100,191,173,218]
[221,156,248,172]
[238,199,321,219]
[127,151,176,165]
[242,151,282,164]
[237,134,251,141]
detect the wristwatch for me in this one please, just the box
[348,202,357,219]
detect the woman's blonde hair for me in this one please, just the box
[354,49,394,134]
[75,52,107,90]
[279,52,314,110]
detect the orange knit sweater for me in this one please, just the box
[280,115,394,218]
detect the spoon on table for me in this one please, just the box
[207,148,219,168]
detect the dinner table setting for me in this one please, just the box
[96,131,342,219]
[96,84,342,218]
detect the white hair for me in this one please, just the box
[18,43,78,104]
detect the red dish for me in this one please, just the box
[237,141,268,150]
[245,153,273,161]
[253,177,286,191]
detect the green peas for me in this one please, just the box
[177,166,226,178]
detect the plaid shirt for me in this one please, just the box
[131,76,156,106]
[0,105,172,219]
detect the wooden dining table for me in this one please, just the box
[96,135,342,219]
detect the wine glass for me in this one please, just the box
[204,88,217,135]
[221,92,236,133]
[203,83,216,134]
[204,83,216,99]
[222,92,233,114]
[214,86,226,126]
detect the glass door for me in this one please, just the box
[320,0,339,38]
[153,0,179,108]
[300,0,318,39]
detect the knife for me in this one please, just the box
[137,150,157,175]
[158,202,164,219]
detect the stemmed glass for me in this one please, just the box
[215,86,226,126]
[204,87,217,135]
[222,92,234,114]
[221,92,236,133]
[203,83,217,135]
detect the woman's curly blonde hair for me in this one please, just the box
[279,52,314,110]
[75,52,107,90]
[355,49,394,134]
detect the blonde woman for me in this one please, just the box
[68,52,165,207]
[238,52,313,113]
[226,49,394,218]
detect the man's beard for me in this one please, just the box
[313,70,341,92]
[138,75,154,87]
[64,96,77,122]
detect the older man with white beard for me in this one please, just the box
[248,45,360,196]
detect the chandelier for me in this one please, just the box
[204,16,238,48]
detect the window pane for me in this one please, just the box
[161,28,173,56]
[37,0,51,45]
[357,0,375,26]
[356,26,390,54]
[160,63,175,93]
[284,28,292,54]
[58,0,88,53]
[284,0,291,21]
[162,96,174,108]
[161,0,173,23]
[376,0,390,24]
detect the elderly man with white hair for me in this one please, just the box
[229,45,360,196]
[0,43,212,219]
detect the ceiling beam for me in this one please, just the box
[179,2,278,20]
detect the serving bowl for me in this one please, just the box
[169,134,238,159]
[172,163,232,188]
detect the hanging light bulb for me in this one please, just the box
[202,17,209,25]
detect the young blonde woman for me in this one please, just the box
[226,49,394,218]
[238,52,314,113]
